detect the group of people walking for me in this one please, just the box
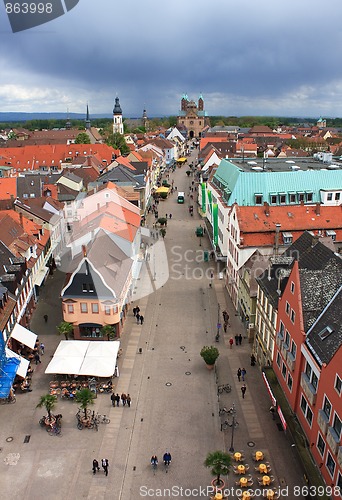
[92,458,109,476]
[133,306,144,325]
[111,393,131,407]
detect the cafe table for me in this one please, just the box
[258,463,268,473]
[255,451,264,461]
[237,464,246,474]
[239,477,248,487]
[234,452,242,462]
[242,491,252,499]
[262,475,271,486]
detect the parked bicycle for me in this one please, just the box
[221,419,239,431]
[0,393,16,404]
[219,406,235,416]
[47,423,62,436]
[217,384,232,394]
[93,413,110,424]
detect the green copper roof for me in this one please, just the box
[212,159,342,205]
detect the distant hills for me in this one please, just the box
[0,112,112,122]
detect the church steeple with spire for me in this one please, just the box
[113,96,124,134]
[85,104,91,130]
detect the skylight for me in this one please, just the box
[318,325,334,340]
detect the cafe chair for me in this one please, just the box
[247,479,254,487]
[244,464,250,471]
[269,475,275,483]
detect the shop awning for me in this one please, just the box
[45,340,121,377]
[155,186,170,194]
[10,324,38,350]
[5,348,29,379]
[0,352,20,397]
[33,266,50,287]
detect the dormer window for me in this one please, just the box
[282,232,293,245]
[255,194,263,205]
[318,325,334,340]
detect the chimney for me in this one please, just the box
[264,202,270,216]
[19,212,24,228]
[315,203,321,216]
[275,223,281,256]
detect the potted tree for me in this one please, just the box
[56,321,73,340]
[100,324,116,341]
[200,345,219,369]
[204,450,231,491]
[75,388,95,422]
[37,394,58,426]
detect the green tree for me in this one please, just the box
[75,132,91,144]
[36,394,57,422]
[105,132,130,155]
[56,321,73,340]
[75,388,95,419]
[100,324,116,341]
[204,450,231,485]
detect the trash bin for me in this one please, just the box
[204,251,209,262]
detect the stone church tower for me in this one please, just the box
[113,96,124,135]
[177,94,210,138]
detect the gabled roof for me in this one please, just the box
[306,286,342,365]
[14,197,63,224]
[0,178,16,200]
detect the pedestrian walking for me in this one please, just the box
[169,214,172,219]
[92,459,100,474]
[250,353,256,366]
[43,314,48,323]
[136,313,140,324]
[136,306,140,315]
[101,458,109,476]
[235,334,239,345]
[140,315,144,325]
[241,384,247,399]
[126,394,131,407]
[34,352,41,364]
[229,338,234,349]
[133,307,137,317]
[110,392,116,407]
[121,393,127,406]
[237,368,242,382]
[238,333,242,345]
[115,393,120,406]
[241,367,246,381]
[40,343,45,355]
[223,322,227,333]
[270,406,276,420]
[165,214,168,219]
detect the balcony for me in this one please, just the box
[300,373,317,406]
[326,427,340,455]
[286,352,296,372]
[317,410,329,436]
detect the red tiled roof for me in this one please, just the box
[0,177,16,200]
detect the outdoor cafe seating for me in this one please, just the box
[253,450,264,461]
[258,475,274,486]
[263,489,279,499]
[233,451,245,462]
[237,490,255,500]
[255,462,271,474]
[233,463,250,475]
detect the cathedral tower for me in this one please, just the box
[113,96,124,135]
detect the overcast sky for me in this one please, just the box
[1,0,342,118]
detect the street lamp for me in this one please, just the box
[228,403,237,452]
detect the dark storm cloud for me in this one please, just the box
[1,0,342,116]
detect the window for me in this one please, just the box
[285,302,290,315]
[335,375,342,396]
[306,407,313,426]
[289,193,296,204]
[298,192,305,202]
[82,283,88,292]
[282,363,286,378]
[335,192,341,201]
[255,194,263,205]
[327,192,333,201]
[276,352,281,367]
[316,433,325,456]
[290,309,295,324]
[311,372,318,390]
[104,306,111,315]
[300,395,307,414]
[305,362,312,379]
[270,194,277,205]
[279,193,286,204]
[80,303,88,313]
[323,397,332,419]
[283,232,293,244]
[291,341,297,359]
[279,321,285,336]
[287,373,293,391]
[290,281,295,294]
[91,303,99,313]
[306,192,313,202]
[333,414,342,439]
[326,453,336,477]
[285,330,290,347]
[67,304,74,314]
